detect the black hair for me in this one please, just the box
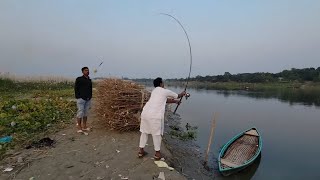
[153,77,163,87]
[81,67,89,72]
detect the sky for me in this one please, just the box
[0,0,319,79]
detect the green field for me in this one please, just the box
[0,78,76,159]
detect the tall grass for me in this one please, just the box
[0,73,74,83]
[0,75,75,99]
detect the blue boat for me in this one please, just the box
[218,127,262,176]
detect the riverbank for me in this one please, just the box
[164,81,320,106]
[164,81,320,91]
[0,78,186,179]
[0,109,186,180]
[163,110,215,180]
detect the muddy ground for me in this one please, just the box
[0,113,186,180]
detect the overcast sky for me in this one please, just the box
[1,0,319,79]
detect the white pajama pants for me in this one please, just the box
[139,133,162,151]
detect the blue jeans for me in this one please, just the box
[76,98,91,118]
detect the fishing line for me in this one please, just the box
[159,13,193,114]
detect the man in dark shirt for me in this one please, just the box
[74,67,92,133]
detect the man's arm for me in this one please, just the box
[74,78,80,98]
[166,98,180,104]
[165,89,186,99]
[177,91,186,98]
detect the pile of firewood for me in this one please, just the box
[95,78,150,132]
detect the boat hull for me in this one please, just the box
[218,127,262,176]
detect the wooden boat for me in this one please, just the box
[218,127,262,176]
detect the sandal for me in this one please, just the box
[77,129,89,135]
[153,155,161,161]
[77,130,83,133]
[138,151,148,158]
[83,127,91,131]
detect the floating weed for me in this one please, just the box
[169,123,198,141]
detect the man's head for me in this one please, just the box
[153,77,164,88]
[82,67,89,77]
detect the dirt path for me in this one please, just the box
[0,114,185,180]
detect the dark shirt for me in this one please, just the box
[75,76,92,100]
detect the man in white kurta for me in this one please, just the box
[138,77,185,160]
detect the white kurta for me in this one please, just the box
[140,87,178,135]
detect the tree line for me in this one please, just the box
[166,67,320,83]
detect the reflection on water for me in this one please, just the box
[167,87,320,180]
[215,89,320,107]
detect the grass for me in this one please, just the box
[0,77,76,159]
[0,77,74,99]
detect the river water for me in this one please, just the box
[168,87,320,180]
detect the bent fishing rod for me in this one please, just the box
[159,13,193,114]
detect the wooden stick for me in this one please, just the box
[204,112,217,165]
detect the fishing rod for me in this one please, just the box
[159,13,192,114]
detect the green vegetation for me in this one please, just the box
[169,124,198,141]
[134,67,320,84]
[0,78,74,99]
[166,81,319,91]
[0,77,76,159]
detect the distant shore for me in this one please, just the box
[134,80,320,91]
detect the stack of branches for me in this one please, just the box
[95,78,150,132]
